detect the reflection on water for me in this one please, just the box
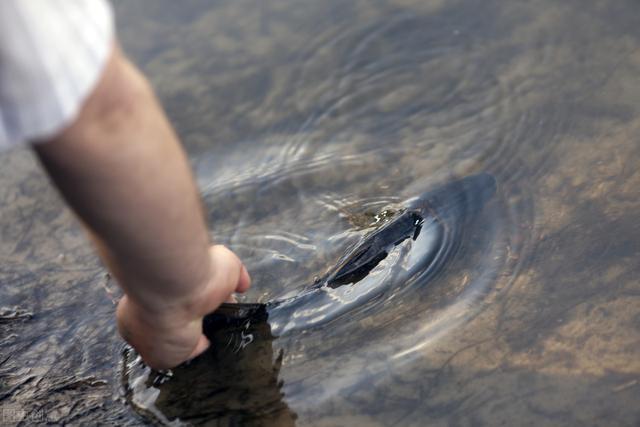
[2,0,640,425]
[123,306,297,426]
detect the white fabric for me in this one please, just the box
[0,0,114,149]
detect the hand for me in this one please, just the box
[116,245,251,370]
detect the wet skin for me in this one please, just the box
[205,173,497,336]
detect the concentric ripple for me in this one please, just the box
[116,0,552,424]
[121,169,531,424]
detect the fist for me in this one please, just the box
[116,245,251,370]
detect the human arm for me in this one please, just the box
[33,43,250,369]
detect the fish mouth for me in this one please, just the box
[206,173,497,336]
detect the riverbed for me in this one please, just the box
[1,0,639,425]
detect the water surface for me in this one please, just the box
[1,0,640,425]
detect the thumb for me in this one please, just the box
[237,264,251,293]
[208,245,251,300]
[187,334,210,360]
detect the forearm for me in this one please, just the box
[34,44,211,314]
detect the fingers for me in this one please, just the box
[115,245,252,370]
[117,298,210,369]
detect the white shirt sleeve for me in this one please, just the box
[0,0,114,150]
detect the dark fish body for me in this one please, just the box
[204,173,496,336]
[325,210,424,288]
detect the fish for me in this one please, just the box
[203,173,497,337]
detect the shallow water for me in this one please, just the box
[2,0,640,425]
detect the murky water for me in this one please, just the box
[2,0,640,425]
